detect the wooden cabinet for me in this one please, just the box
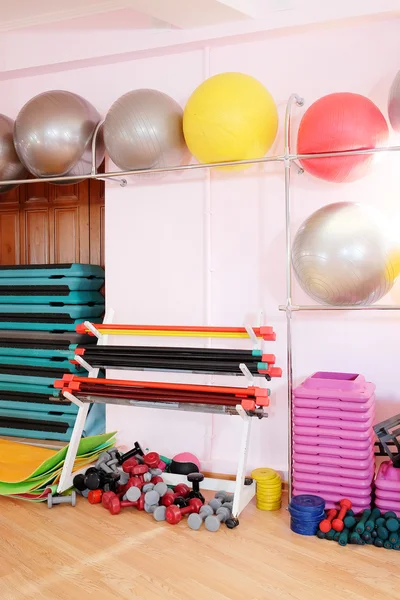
[0,178,104,267]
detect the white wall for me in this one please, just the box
[1,15,400,477]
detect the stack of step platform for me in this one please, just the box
[0,264,105,442]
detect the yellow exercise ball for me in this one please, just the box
[183,72,278,167]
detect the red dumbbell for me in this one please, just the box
[151,476,164,485]
[132,464,149,480]
[332,499,352,532]
[166,498,203,524]
[162,483,190,507]
[144,452,160,468]
[88,489,103,504]
[122,457,138,474]
[102,490,125,510]
[108,492,145,515]
[319,509,337,533]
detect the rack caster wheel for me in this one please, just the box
[226,517,239,529]
[244,477,253,486]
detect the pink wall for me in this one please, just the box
[1,15,400,476]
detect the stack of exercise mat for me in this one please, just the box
[0,264,105,441]
[0,433,116,500]
[292,372,376,514]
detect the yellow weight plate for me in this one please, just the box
[256,502,282,510]
[251,468,279,481]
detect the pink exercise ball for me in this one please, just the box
[297,92,389,183]
[170,452,201,475]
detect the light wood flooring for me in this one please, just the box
[0,493,399,600]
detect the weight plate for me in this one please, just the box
[256,480,282,489]
[251,468,280,481]
[289,513,323,526]
[257,503,282,511]
[257,495,282,503]
[290,521,319,536]
[290,494,325,511]
[288,505,325,521]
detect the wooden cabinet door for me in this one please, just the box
[0,179,104,267]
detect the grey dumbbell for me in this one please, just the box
[124,487,141,502]
[107,458,120,471]
[153,506,167,521]
[99,462,113,474]
[209,498,223,512]
[144,490,160,506]
[118,471,130,486]
[154,482,168,497]
[95,452,111,468]
[150,468,162,476]
[205,506,232,532]
[142,483,154,493]
[215,491,234,503]
[188,505,214,530]
[47,491,77,509]
[143,472,152,483]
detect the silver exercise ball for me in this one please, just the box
[0,114,28,193]
[291,202,400,306]
[103,89,189,172]
[14,90,104,181]
[388,70,400,132]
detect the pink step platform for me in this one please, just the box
[292,372,376,511]
[374,460,400,517]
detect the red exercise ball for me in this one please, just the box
[297,92,389,183]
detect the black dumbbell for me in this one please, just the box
[187,472,205,504]
[115,442,144,465]
[174,496,189,508]
[226,516,240,529]
[73,473,87,492]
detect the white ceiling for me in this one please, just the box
[0,0,263,31]
[0,0,398,32]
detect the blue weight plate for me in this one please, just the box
[290,520,319,536]
[288,503,325,518]
[290,517,321,530]
[289,506,325,521]
[291,494,325,512]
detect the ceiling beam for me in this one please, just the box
[121,0,254,28]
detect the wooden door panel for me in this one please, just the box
[0,211,20,265]
[24,209,49,264]
[0,177,103,266]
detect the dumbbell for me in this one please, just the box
[144,452,160,469]
[188,505,214,530]
[319,509,337,534]
[355,509,371,535]
[73,473,87,493]
[187,473,205,504]
[166,498,203,524]
[332,499,352,532]
[365,507,381,532]
[214,491,234,504]
[205,505,232,532]
[116,442,144,465]
[47,492,77,508]
[105,491,145,515]
[162,484,190,507]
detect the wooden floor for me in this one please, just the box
[0,493,399,600]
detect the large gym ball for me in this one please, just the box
[388,70,400,132]
[297,93,389,183]
[103,89,189,172]
[14,90,104,180]
[0,115,28,193]
[292,202,400,306]
[183,72,278,166]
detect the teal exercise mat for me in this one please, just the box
[0,291,104,305]
[0,408,77,427]
[0,381,60,395]
[0,330,96,348]
[0,371,80,387]
[0,355,82,373]
[0,278,104,292]
[0,390,78,414]
[0,263,104,279]
[0,305,104,318]
[0,347,76,359]
[0,425,73,442]
[0,319,97,332]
